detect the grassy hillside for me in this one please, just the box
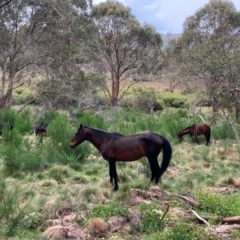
[0,107,240,240]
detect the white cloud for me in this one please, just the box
[92,0,240,33]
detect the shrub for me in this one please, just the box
[212,122,236,140]
[15,109,33,134]
[0,183,30,237]
[46,114,90,166]
[89,202,130,220]
[12,86,36,105]
[195,190,240,217]
[0,108,33,135]
[137,202,164,233]
[1,142,45,175]
[162,92,190,108]
[49,165,69,183]
[34,110,60,127]
[142,222,217,240]
[75,110,107,130]
[132,87,162,112]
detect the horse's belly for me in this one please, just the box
[116,149,144,161]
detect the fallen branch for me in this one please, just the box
[222,216,240,224]
[191,209,210,226]
[161,204,170,221]
[173,193,201,207]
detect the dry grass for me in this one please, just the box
[87,218,108,237]
[105,80,169,92]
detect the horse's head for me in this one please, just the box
[70,124,86,148]
[177,132,181,138]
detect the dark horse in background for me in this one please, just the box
[0,122,13,135]
[70,124,172,191]
[177,123,211,145]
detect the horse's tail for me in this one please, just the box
[155,136,172,183]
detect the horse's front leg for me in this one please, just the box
[109,160,119,191]
[195,135,199,144]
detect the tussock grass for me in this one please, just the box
[0,107,240,239]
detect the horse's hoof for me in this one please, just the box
[113,186,119,191]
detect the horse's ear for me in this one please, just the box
[79,124,83,129]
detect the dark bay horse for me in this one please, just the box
[35,126,47,136]
[177,123,211,145]
[0,122,13,135]
[70,124,172,191]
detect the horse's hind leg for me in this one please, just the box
[204,133,209,145]
[148,157,160,183]
[109,160,119,191]
[109,167,113,186]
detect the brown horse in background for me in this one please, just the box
[177,123,211,145]
[35,126,47,136]
[70,124,172,191]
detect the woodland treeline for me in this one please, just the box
[0,0,240,125]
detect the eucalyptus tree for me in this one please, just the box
[91,0,163,106]
[34,0,98,110]
[175,0,240,126]
[0,0,14,9]
[161,39,184,93]
[0,0,94,109]
[0,0,50,108]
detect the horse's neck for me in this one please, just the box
[85,128,110,152]
[180,129,190,136]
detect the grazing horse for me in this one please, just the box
[0,122,13,135]
[35,126,47,136]
[177,123,211,145]
[70,124,172,191]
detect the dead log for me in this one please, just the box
[222,216,240,224]
[173,193,201,207]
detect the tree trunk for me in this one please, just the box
[211,100,218,124]
[0,90,12,109]
[235,91,240,124]
[236,98,240,124]
[110,74,119,106]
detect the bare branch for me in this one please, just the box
[0,0,14,9]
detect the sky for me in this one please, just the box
[92,0,240,34]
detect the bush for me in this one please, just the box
[143,222,217,240]
[137,202,164,233]
[195,190,240,217]
[0,109,33,135]
[46,114,90,167]
[131,87,162,112]
[1,138,45,175]
[88,202,130,220]
[12,86,36,105]
[212,122,236,140]
[0,181,30,237]
[75,111,107,130]
[162,92,190,108]
[34,110,60,127]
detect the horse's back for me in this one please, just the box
[108,132,164,161]
[198,123,210,132]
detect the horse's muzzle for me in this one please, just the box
[70,144,76,148]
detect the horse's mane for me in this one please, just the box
[83,126,124,136]
[180,124,195,132]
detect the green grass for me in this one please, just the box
[0,107,240,239]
